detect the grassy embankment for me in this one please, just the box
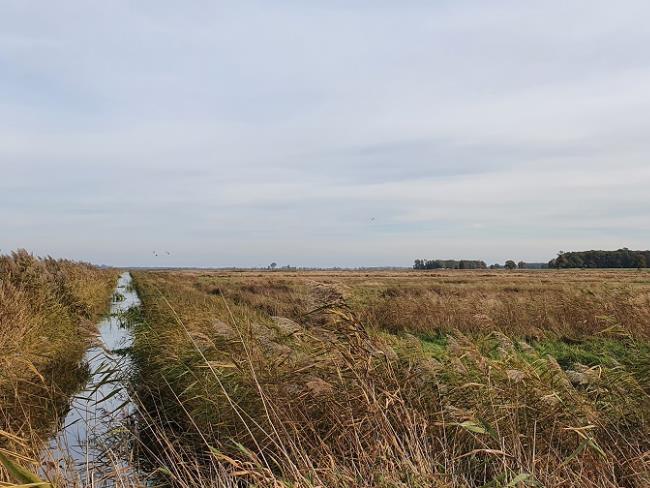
[131,269,650,487]
[0,250,118,470]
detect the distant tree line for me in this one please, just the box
[549,249,650,268]
[497,261,549,269]
[414,259,487,270]
[415,259,549,270]
[489,260,548,270]
[416,249,650,271]
[517,262,548,269]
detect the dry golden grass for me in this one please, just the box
[128,269,650,487]
[0,249,118,479]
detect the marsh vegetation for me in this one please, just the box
[127,269,650,487]
[2,258,650,487]
[0,250,118,484]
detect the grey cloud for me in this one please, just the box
[1,1,650,266]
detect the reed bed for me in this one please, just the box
[0,250,118,482]
[125,269,650,487]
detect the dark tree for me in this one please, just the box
[548,249,650,269]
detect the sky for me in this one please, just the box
[2,1,650,267]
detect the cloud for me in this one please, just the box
[1,1,650,266]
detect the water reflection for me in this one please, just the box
[42,272,141,485]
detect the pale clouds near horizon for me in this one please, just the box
[1,1,650,267]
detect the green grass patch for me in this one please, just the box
[533,337,650,369]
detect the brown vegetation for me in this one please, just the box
[129,269,650,487]
[0,250,118,467]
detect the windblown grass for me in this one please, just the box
[0,249,118,481]
[127,269,650,487]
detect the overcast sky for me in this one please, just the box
[2,1,650,267]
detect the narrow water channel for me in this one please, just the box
[42,271,140,484]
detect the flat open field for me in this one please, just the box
[128,268,650,487]
[157,268,650,338]
[3,264,650,486]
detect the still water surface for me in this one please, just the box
[43,272,140,484]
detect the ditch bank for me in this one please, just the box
[41,271,141,484]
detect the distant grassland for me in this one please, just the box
[0,250,118,455]
[131,269,650,487]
